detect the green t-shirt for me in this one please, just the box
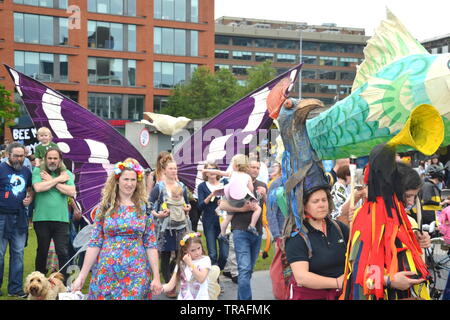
[34,142,59,159]
[32,167,75,223]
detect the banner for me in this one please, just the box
[10,126,39,154]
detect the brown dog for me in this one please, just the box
[24,271,66,300]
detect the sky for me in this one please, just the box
[214,0,449,42]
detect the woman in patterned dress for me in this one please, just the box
[71,158,162,299]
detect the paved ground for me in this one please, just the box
[153,270,275,300]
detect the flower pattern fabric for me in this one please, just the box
[87,204,157,300]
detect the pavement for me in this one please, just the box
[153,270,275,300]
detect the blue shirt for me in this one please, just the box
[0,161,32,213]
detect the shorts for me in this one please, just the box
[224,195,253,216]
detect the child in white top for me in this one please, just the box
[162,232,214,300]
[202,154,261,237]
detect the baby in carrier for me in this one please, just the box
[164,184,188,227]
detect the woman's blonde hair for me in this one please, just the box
[231,154,249,173]
[155,151,174,181]
[97,158,147,220]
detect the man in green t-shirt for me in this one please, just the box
[32,148,76,279]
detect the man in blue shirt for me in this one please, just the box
[0,142,33,298]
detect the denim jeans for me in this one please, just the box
[232,229,262,300]
[0,214,27,294]
[203,220,229,270]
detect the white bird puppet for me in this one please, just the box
[141,112,191,136]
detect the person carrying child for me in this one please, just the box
[202,154,261,238]
[162,232,220,300]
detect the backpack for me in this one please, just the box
[438,206,450,244]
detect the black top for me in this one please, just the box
[285,219,349,278]
[230,179,267,233]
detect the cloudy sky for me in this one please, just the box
[215,0,449,42]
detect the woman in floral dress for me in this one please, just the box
[71,158,162,299]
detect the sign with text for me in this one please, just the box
[10,126,39,154]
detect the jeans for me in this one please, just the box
[0,214,27,294]
[33,221,70,278]
[203,220,229,270]
[232,229,262,300]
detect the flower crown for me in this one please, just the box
[180,232,201,247]
[114,160,144,181]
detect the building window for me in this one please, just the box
[319,84,337,94]
[319,43,340,52]
[88,0,136,16]
[277,39,298,50]
[302,69,316,79]
[88,57,136,86]
[339,57,359,67]
[154,0,198,23]
[153,95,169,113]
[14,50,68,82]
[232,37,253,47]
[318,70,336,80]
[13,0,68,9]
[340,71,355,81]
[319,56,338,66]
[302,41,319,51]
[232,51,252,60]
[339,84,352,95]
[14,13,68,46]
[255,38,275,48]
[215,35,230,45]
[153,61,197,88]
[255,52,274,62]
[302,83,317,93]
[88,21,136,51]
[231,65,251,76]
[154,28,198,56]
[277,54,296,63]
[215,50,229,59]
[214,64,230,71]
[302,55,317,65]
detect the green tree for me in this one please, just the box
[0,84,20,137]
[240,60,277,96]
[162,61,277,119]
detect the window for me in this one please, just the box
[319,43,340,52]
[231,65,251,76]
[340,71,355,81]
[339,85,352,95]
[319,84,337,94]
[339,57,359,67]
[153,95,169,113]
[233,51,252,60]
[88,0,136,16]
[14,13,68,46]
[255,52,274,62]
[14,50,69,82]
[277,40,298,50]
[302,83,317,93]
[154,61,197,88]
[14,0,67,9]
[232,37,253,47]
[88,57,136,86]
[215,35,230,45]
[302,41,319,51]
[215,50,229,59]
[319,56,338,66]
[277,54,296,63]
[302,69,316,79]
[154,28,198,56]
[154,0,198,22]
[318,70,336,80]
[255,39,275,48]
[88,21,136,51]
[302,55,317,64]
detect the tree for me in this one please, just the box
[0,84,20,137]
[162,61,277,119]
[240,60,277,97]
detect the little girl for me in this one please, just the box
[162,232,217,300]
[202,154,261,238]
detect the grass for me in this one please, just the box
[0,227,273,300]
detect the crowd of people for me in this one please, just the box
[0,129,449,301]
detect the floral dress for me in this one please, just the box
[87,204,157,300]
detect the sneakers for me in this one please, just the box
[247,226,259,236]
[222,271,232,279]
[8,291,27,298]
[231,275,238,284]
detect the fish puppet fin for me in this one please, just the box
[352,8,429,92]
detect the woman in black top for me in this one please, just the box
[285,187,349,300]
